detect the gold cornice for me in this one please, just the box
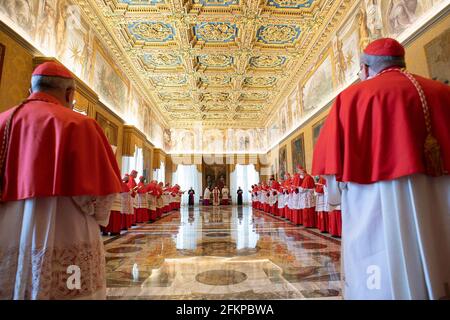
[96,100,126,126]
[122,124,150,156]
[0,20,41,56]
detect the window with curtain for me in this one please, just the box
[153,161,165,183]
[230,164,260,204]
[172,164,202,205]
[121,146,144,177]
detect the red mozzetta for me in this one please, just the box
[0,92,122,201]
[312,68,450,183]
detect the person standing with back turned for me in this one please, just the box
[313,38,450,300]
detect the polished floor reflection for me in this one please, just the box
[104,205,342,300]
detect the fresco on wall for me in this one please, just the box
[425,28,450,85]
[278,145,287,179]
[151,121,164,149]
[60,5,93,80]
[0,1,39,39]
[167,127,269,154]
[0,0,162,148]
[291,133,306,172]
[288,87,301,125]
[334,12,361,87]
[163,128,172,151]
[362,0,385,41]
[92,47,128,114]
[142,104,151,138]
[205,129,226,154]
[171,129,195,153]
[252,128,267,151]
[267,112,281,147]
[379,0,442,36]
[234,129,251,152]
[266,0,446,150]
[301,53,334,114]
[279,102,289,136]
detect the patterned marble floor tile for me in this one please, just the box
[103,205,341,300]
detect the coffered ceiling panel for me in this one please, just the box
[74,0,355,128]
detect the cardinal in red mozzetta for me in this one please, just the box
[0,61,122,299]
[314,176,328,233]
[298,167,316,228]
[146,180,158,221]
[135,176,149,223]
[156,181,164,218]
[293,165,304,187]
[271,180,280,216]
[312,38,450,300]
[120,174,134,229]
[292,165,305,225]
[125,170,137,225]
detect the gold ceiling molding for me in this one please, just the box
[264,0,356,125]
[72,0,356,129]
[74,0,169,129]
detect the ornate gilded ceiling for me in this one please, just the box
[74,0,356,129]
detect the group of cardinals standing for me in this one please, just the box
[101,170,184,235]
[251,165,341,237]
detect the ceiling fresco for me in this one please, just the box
[72,0,357,129]
[1,0,445,153]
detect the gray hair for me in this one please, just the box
[361,53,406,73]
[31,75,75,92]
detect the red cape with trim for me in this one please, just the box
[312,69,450,184]
[0,92,122,201]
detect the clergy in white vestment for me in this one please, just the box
[203,187,211,206]
[277,189,284,216]
[212,187,220,206]
[312,38,450,300]
[221,185,230,205]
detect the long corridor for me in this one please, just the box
[104,205,342,300]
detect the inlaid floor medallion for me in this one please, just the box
[195,270,248,286]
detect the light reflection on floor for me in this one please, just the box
[104,205,342,300]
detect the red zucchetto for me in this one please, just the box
[363,38,405,57]
[32,61,73,79]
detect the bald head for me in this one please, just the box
[31,75,76,109]
[360,38,406,79]
[31,62,76,109]
[361,54,406,75]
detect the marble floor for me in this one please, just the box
[103,205,342,300]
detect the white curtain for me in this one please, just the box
[230,164,260,204]
[121,146,144,177]
[153,161,165,183]
[172,164,202,205]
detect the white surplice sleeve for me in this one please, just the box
[71,194,118,227]
[324,175,346,206]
